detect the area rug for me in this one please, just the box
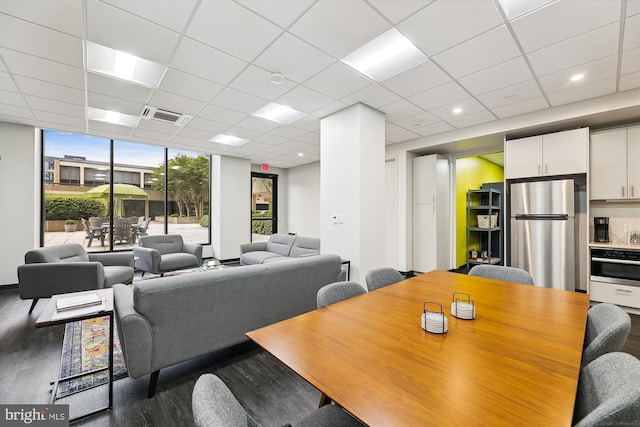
[57,316,127,398]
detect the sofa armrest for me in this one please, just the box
[240,241,267,254]
[113,284,153,379]
[18,262,105,299]
[89,252,134,268]
[182,242,203,264]
[133,246,161,273]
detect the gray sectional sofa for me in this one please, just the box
[112,253,341,398]
[240,233,320,265]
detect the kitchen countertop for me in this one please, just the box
[589,241,640,250]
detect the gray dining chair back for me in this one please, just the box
[192,374,363,427]
[582,303,631,367]
[468,265,534,285]
[573,352,640,427]
[365,267,404,292]
[317,281,367,308]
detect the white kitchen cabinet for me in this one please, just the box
[505,128,588,179]
[412,155,450,272]
[590,126,640,200]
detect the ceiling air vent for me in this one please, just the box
[140,105,193,126]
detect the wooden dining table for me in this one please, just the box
[246,270,590,426]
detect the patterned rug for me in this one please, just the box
[57,316,128,398]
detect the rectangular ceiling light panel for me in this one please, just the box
[252,102,306,124]
[209,134,249,146]
[88,107,140,127]
[341,28,427,81]
[86,41,167,88]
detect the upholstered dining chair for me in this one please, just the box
[582,303,631,367]
[468,265,534,285]
[365,267,404,292]
[573,352,640,427]
[317,281,367,309]
[192,373,363,427]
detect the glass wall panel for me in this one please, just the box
[251,173,277,242]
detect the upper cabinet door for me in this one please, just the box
[542,128,588,176]
[590,128,627,200]
[504,135,542,179]
[627,126,640,199]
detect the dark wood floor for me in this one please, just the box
[2,286,640,426]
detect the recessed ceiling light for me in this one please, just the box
[410,119,423,127]
[298,153,304,157]
[269,72,285,84]
[570,73,585,82]
[86,41,167,88]
[452,107,463,114]
[341,28,427,81]
[252,102,305,124]
[209,134,249,147]
[87,107,140,127]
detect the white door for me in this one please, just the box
[627,126,640,199]
[590,129,627,200]
[385,159,398,269]
[504,135,542,179]
[413,203,436,273]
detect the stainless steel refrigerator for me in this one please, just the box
[510,179,575,291]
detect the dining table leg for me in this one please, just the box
[318,393,332,408]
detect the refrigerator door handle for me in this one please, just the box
[514,214,570,220]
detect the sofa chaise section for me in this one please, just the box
[113,253,341,398]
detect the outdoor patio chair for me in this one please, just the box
[81,217,106,247]
[113,218,134,245]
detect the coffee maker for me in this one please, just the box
[594,217,609,242]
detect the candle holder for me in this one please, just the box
[451,292,475,320]
[421,301,448,334]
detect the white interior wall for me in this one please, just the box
[0,122,39,285]
[286,162,320,237]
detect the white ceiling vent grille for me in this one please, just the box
[140,105,192,126]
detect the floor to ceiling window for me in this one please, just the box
[42,130,211,251]
[251,172,277,242]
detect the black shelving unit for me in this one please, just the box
[466,188,502,268]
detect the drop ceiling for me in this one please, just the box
[0,0,638,169]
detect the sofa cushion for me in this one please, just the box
[25,243,90,263]
[241,251,284,265]
[265,234,297,256]
[103,265,135,287]
[159,253,199,272]
[140,235,184,255]
[289,236,320,258]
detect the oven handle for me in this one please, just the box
[592,257,640,266]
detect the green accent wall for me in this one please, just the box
[454,157,504,269]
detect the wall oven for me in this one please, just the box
[590,247,640,309]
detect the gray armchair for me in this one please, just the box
[18,243,134,313]
[365,267,404,292]
[582,303,631,367]
[134,234,202,277]
[468,265,534,285]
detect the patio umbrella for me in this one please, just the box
[85,183,148,217]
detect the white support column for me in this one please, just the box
[320,103,386,284]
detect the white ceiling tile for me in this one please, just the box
[0,14,82,67]
[385,129,420,143]
[434,26,521,79]
[279,139,315,151]
[547,78,616,106]
[430,98,489,122]
[172,126,218,142]
[88,122,133,137]
[510,0,622,53]
[0,48,84,89]
[268,125,308,139]
[0,104,35,119]
[380,60,450,98]
[0,72,17,92]
[398,0,503,56]
[87,73,154,103]
[289,0,390,58]
[183,117,230,134]
[34,110,86,127]
[223,126,262,140]
[411,121,454,137]
[254,33,335,83]
[234,116,282,133]
[392,111,440,130]
[0,88,28,107]
[253,133,289,145]
[236,0,315,28]
[477,80,543,108]
[229,65,296,100]
[187,0,282,62]
[628,0,640,17]
[276,85,333,114]
[624,13,640,52]
[13,76,85,104]
[289,116,321,132]
[491,96,549,119]
[458,57,533,96]
[379,99,424,121]
[159,68,223,103]
[148,90,206,116]
[131,124,175,139]
[296,132,320,145]
[25,95,85,117]
[86,0,180,64]
[446,110,496,128]
[368,0,433,24]
[311,101,348,119]
[385,122,406,135]
[339,83,401,108]
[621,47,640,75]
[408,81,469,110]
[539,55,618,94]
[527,23,620,76]
[199,104,246,125]
[619,71,640,91]
[304,63,372,100]
[171,37,248,85]
[0,0,84,37]
[210,88,266,114]
[87,92,144,116]
[99,0,198,33]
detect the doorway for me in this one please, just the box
[251,172,278,242]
